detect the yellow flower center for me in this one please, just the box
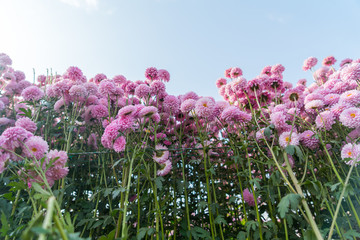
[351,113,356,118]
[285,137,290,142]
[347,93,352,97]
[32,147,38,152]
[203,103,208,107]
[348,152,352,157]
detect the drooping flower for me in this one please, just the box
[322,56,336,66]
[153,145,169,164]
[157,160,172,176]
[302,57,318,71]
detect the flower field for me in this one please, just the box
[0,53,360,239]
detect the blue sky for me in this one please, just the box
[1,0,360,99]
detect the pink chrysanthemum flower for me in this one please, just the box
[69,84,87,98]
[195,97,215,118]
[180,99,196,113]
[266,76,283,92]
[247,78,263,93]
[283,82,293,90]
[180,91,199,102]
[230,67,243,78]
[150,81,166,95]
[261,66,272,76]
[139,106,158,118]
[331,102,352,118]
[300,130,319,149]
[113,75,127,85]
[279,131,300,148]
[94,73,107,85]
[346,128,360,143]
[215,78,227,88]
[21,86,44,101]
[340,63,360,82]
[113,136,126,152]
[15,117,37,133]
[163,95,180,114]
[65,66,83,81]
[0,118,11,126]
[23,136,49,160]
[145,67,159,81]
[341,143,360,165]
[302,57,318,71]
[157,69,170,82]
[271,64,285,74]
[157,160,172,176]
[117,105,137,118]
[322,56,337,66]
[270,112,288,131]
[47,149,68,167]
[224,68,232,78]
[99,79,116,96]
[283,88,305,108]
[305,100,324,114]
[18,80,32,90]
[340,58,353,68]
[339,107,360,128]
[315,111,335,130]
[1,127,33,149]
[91,105,109,119]
[221,106,241,123]
[153,144,169,164]
[0,53,12,66]
[14,70,25,82]
[339,90,360,105]
[256,128,268,141]
[324,94,340,106]
[135,84,150,98]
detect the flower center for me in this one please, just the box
[348,152,352,157]
[289,93,299,101]
[32,147,38,152]
[347,93,352,97]
[285,137,290,143]
[203,103,208,107]
[350,113,356,118]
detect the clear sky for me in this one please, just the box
[1,0,360,99]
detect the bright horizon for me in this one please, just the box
[1,0,360,99]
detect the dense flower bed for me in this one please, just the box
[0,52,360,239]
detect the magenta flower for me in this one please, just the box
[21,86,44,101]
[339,107,360,128]
[339,90,360,105]
[279,131,300,148]
[135,84,150,98]
[15,117,37,133]
[215,78,227,88]
[153,144,169,164]
[69,84,87,98]
[1,127,33,150]
[180,99,196,113]
[145,67,159,81]
[139,106,158,118]
[163,95,180,114]
[300,131,319,149]
[230,67,243,78]
[322,56,337,66]
[341,143,360,165]
[113,136,126,152]
[302,57,318,71]
[91,105,109,119]
[315,111,335,130]
[243,188,256,207]
[340,58,353,68]
[271,64,285,74]
[65,66,83,81]
[157,160,172,176]
[158,69,170,82]
[261,66,272,76]
[195,97,215,119]
[94,73,107,85]
[47,150,68,167]
[23,136,49,160]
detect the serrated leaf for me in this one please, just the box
[294,146,304,160]
[285,145,295,155]
[264,127,272,137]
[155,177,164,191]
[343,229,360,239]
[137,227,148,240]
[0,211,9,237]
[245,221,258,233]
[278,193,301,218]
[237,231,247,240]
[214,214,227,225]
[191,226,211,240]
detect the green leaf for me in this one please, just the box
[190,226,211,240]
[31,182,51,199]
[245,221,258,233]
[237,231,247,240]
[264,127,272,137]
[0,211,9,237]
[214,214,227,225]
[343,229,360,239]
[294,146,304,161]
[155,177,164,191]
[304,229,317,240]
[104,188,113,197]
[285,145,295,155]
[278,193,301,218]
[137,227,148,240]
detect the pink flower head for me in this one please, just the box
[0,53,12,66]
[243,188,256,207]
[331,102,353,118]
[113,75,127,85]
[339,107,360,128]
[339,90,360,105]
[216,78,227,88]
[1,127,33,150]
[65,66,83,81]
[340,58,353,68]
[340,63,360,82]
[322,56,336,66]
[94,73,107,85]
[163,95,180,114]
[305,100,324,114]
[23,136,49,160]
[300,130,319,149]
[283,88,305,108]
[195,97,215,118]
[135,84,150,98]
[261,66,272,76]
[324,94,340,106]
[157,69,170,82]
[21,86,44,101]
[145,67,159,81]
[157,160,172,176]
[230,67,243,78]
[153,144,169,164]
[113,136,126,152]
[117,105,137,118]
[150,80,166,95]
[98,79,115,96]
[14,71,25,82]
[315,111,335,130]
[139,106,158,118]
[341,143,360,165]
[15,117,37,133]
[302,57,318,71]
[271,64,285,74]
[247,78,263,93]
[224,68,232,78]
[180,91,199,102]
[266,76,283,91]
[47,149,68,167]
[91,105,109,119]
[180,99,196,113]
[69,84,87,98]
[279,131,300,148]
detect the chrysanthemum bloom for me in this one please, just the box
[283,82,293,90]
[5,81,22,95]
[1,127,33,150]
[117,105,136,118]
[65,66,83,81]
[340,58,353,68]
[313,67,331,84]
[113,136,126,152]
[265,76,283,93]
[305,100,324,114]
[150,80,166,96]
[0,101,5,111]
[331,102,352,118]
[153,144,169,164]
[283,88,304,109]
[341,143,360,165]
[220,106,242,123]
[346,128,360,143]
[256,128,268,141]
[91,105,109,119]
[261,66,272,76]
[157,69,170,82]
[230,67,243,78]
[180,91,199,102]
[243,188,256,207]
[279,131,300,148]
[339,90,360,105]
[215,78,227,88]
[69,84,87,98]
[83,82,98,96]
[112,75,126,85]
[247,78,263,94]
[139,106,158,118]
[87,133,98,150]
[340,63,360,82]
[224,68,232,78]
[302,57,318,71]
[14,70,26,82]
[0,118,11,126]
[134,84,150,98]
[21,86,44,101]
[2,73,15,82]
[98,79,116,96]
[23,136,49,160]
[145,67,159,81]
[300,130,319,149]
[339,107,360,128]
[322,56,337,66]
[15,117,37,133]
[157,159,172,176]
[163,95,180,114]
[195,97,215,118]
[47,149,68,167]
[180,99,196,113]
[0,53,12,65]
[324,94,340,106]
[315,111,335,130]
[271,64,285,75]
[94,73,107,85]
